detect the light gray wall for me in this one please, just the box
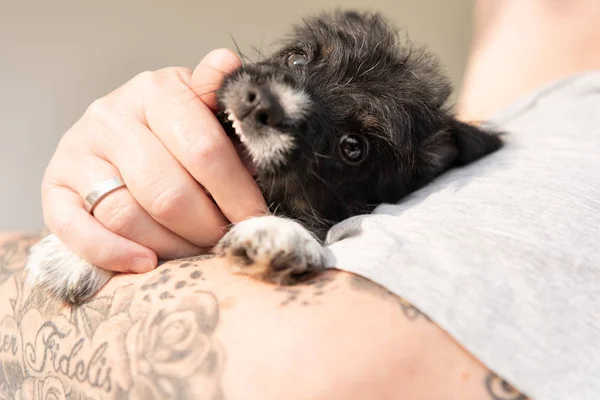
[0,0,475,232]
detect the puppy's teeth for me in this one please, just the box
[227,113,246,140]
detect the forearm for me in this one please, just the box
[0,234,528,399]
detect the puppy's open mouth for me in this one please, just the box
[223,107,295,175]
[225,108,249,144]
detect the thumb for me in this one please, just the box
[191,48,242,111]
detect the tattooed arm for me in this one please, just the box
[0,233,529,400]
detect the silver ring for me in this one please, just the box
[84,176,126,214]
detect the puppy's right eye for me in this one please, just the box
[287,53,309,67]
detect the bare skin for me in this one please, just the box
[458,0,600,122]
[39,50,266,274]
[0,234,526,399]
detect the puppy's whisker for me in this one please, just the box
[176,91,207,104]
[309,169,332,188]
[250,46,265,62]
[268,176,276,202]
[251,36,266,62]
[307,169,345,206]
[195,60,238,75]
[189,80,225,90]
[312,152,333,160]
[297,13,319,44]
[229,34,249,67]
[194,88,220,98]
[270,202,283,217]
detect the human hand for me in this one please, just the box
[41,48,267,274]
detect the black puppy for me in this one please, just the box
[25,10,503,303]
[212,10,502,282]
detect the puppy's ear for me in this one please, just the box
[449,119,504,165]
[421,119,504,174]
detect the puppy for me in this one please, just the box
[26,10,503,304]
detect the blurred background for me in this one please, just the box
[0,0,476,232]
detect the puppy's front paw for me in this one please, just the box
[25,234,115,304]
[214,216,329,285]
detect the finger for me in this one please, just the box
[192,48,258,175]
[65,158,205,259]
[191,48,243,111]
[97,117,232,247]
[142,62,267,225]
[42,184,157,273]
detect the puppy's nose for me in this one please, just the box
[240,85,284,127]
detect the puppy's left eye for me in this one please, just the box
[339,134,368,164]
[287,52,309,67]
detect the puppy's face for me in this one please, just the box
[218,10,502,235]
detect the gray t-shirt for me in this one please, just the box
[327,72,600,400]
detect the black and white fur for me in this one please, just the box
[26,10,503,304]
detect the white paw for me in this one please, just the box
[25,234,115,304]
[213,216,330,284]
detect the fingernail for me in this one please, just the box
[129,257,155,273]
